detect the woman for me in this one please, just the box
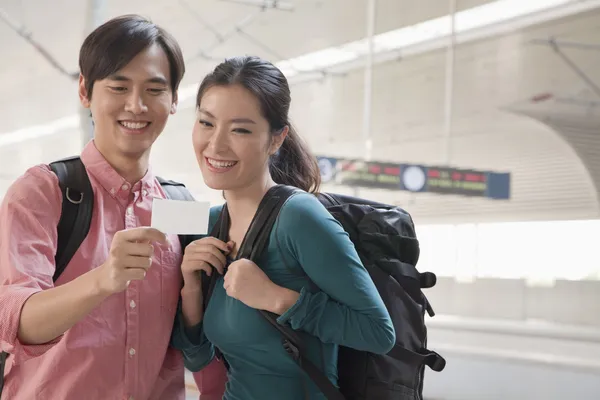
[171,56,395,400]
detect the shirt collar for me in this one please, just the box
[80,140,158,203]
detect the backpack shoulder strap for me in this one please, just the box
[203,206,230,312]
[2,157,93,395]
[237,185,346,400]
[237,185,300,260]
[156,176,196,202]
[49,156,94,283]
[0,350,7,394]
[202,185,300,322]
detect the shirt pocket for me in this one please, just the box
[160,250,183,315]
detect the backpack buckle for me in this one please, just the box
[214,347,230,370]
[419,272,437,289]
[282,339,300,362]
[424,350,446,372]
[65,187,84,204]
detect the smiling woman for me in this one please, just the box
[192,56,321,195]
[170,56,395,400]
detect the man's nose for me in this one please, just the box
[124,90,148,114]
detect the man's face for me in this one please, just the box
[79,43,177,161]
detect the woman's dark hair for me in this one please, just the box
[79,14,185,99]
[196,56,321,193]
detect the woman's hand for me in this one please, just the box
[224,259,300,314]
[181,237,233,291]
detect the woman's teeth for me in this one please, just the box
[208,158,237,168]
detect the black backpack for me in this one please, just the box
[205,185,446,400]
[0,156,196,395]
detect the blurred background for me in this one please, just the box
[2,0,600,398]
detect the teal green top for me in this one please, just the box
[171,192,395,400]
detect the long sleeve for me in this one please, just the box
[169,205,224,372]
[274,193,395,355]
[0,166,63,365]
[170,306,215,372]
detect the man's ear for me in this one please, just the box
[78,74,91,108]
[170,91,179,115]
[270,126,289,155]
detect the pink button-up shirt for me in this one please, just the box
[0,142,185,400]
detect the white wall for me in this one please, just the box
[158,10,600,223]
[3,8,600,223]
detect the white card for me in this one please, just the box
[151,198,211,235]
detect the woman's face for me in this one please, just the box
[192,84,285,191]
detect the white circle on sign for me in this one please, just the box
[318,158,335,182]
[403,166,426,192]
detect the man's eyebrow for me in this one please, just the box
[106,74,131,82]
[106,75,169,85]
[146,77,169,85]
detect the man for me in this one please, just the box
[0,15,187,399]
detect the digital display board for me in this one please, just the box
[336,159,402,190]
[426,167,488,196]
[317,157,510,200]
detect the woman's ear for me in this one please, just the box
[270,126,289,155]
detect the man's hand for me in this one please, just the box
[96,227,167,294]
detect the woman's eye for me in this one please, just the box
[233,128,252,134]
[199,120,213,127]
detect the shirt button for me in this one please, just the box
[110,188,116,195]
[142,189,148,196]
[129,348,136,356]
[130,300,136,309]
[121,183,130,191]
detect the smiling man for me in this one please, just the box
[0,15,187,399]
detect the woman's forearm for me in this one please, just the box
[266,284,300,315]
[180,285,204,327]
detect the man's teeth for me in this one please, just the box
[208,159,237,168]
[120,121,149,130]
